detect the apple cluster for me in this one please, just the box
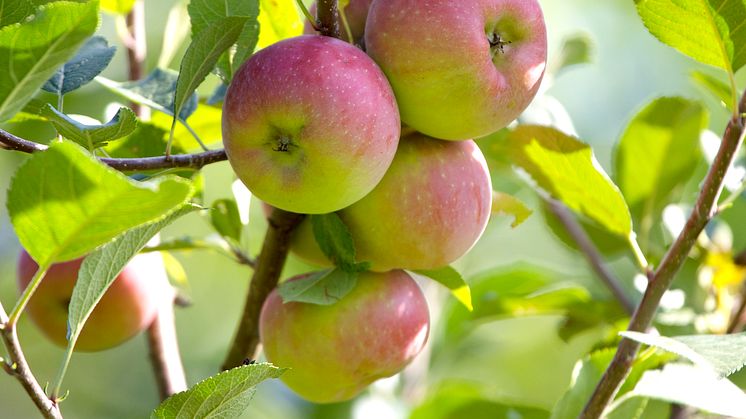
[224,0,547,404]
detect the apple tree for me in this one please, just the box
[0,0,745,418]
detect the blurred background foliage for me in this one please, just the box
[1,0,746,418]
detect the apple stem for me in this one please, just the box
[317,0,342,39]
[221,209,305,370]
[580,88,746,419]
[295,0,320,32]
[8,264,50,328]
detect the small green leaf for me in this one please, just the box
[101,0,134,14]
[492,191,532,228]
[278,269,358,305]
[310,213,369,272]
[42,36,115,95]
[505,125,632,238]
[553,33,594,74]
[172,16,248,137]
[0,0,34,27]
[636,0,746,73]
[41,104,137,149]
[151,363,285,419]
[413,266,472,311]
[7,140,194,266]
[210,199,243,244]
[67,205,197,351]
[96,68,197,121]
[691,70,734,111]
[0,0,99,121]
[630,363,746,417]
[620,331,746,378]
[614,97,708,221]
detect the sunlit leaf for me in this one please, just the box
[492,191,532,228]
[636,0,746,73]
[7,140,194,266]
[0,1,99,121]
[256,0,302,49]
[413,266,472,311]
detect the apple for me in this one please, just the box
[259,269,430,403]
[304,0,373,43]
[222,35,400,214]
[364,0,547,140]
[17,250,168,352]
[288,132,493,272]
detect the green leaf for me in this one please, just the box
[605,397,648,419]
[42,36,115,96]
[101,0,134,14]
[0,0,99,121]
[0,0,34,27]
[541,200,628,256]
[492,191,532,228]
[614,97,708,220]
[310,213,369,272]
[7,140,194,266]
[104,122,187,159]
[630,363,746,417]
[96,68,197,121]
[172,16,247,137]
[210,199,243,244]
[620,331,746,378]
[41,104,137,149]
[635,0,746,73]
[278,268,358,305]
[553,33,594,74]
[151,363,285,419]
[691,70,734,111]
[256,0,303,49]
[413,266,472,311]
[505,125,632,238]
[67,205,197,351]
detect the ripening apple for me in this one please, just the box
[259,270,430,403]
[365,0,547,140]
[304,0,373,43]
[17,250,168,352]
[222,35,400,214]
[288,133,493,272]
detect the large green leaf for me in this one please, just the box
[505,125,632,238]
[0,0,34,27]
[41,104,137,149]
[0,0,99,121]
[151,363,285,419]
[621,331,746,378]
[7,140,194,266]
[614,97,708,221]
[636,0,746,73]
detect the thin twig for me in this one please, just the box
[125,0,147,115]
[547,199,635,315]
[0,128,228,171]
[146,290,188,400]
[0,303,62,419]
[726,250,746,334]
[221,209,305,370]
[580,89,746,418]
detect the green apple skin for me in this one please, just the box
[365,0,547,140]
[288,133,493,271]
[304,0,373,43]
[222,35,400,214]
[17,251,167,352]
[259,270,430,403]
